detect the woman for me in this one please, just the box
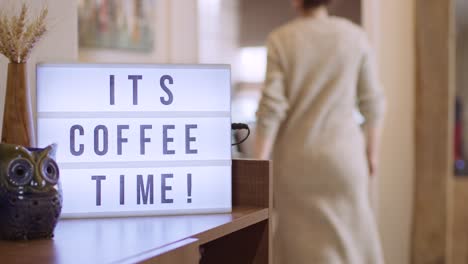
[254,0,385,263]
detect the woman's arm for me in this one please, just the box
[357,39,386,176]
[254,34,289,160]
[254,132,275,160]
[363,124,383,177]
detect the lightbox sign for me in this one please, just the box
[37,64,232,218]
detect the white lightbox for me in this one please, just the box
[37,64,232,218]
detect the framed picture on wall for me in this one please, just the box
[78,0,155,52]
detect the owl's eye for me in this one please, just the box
[41,158,59,185]
[7,158,33,186]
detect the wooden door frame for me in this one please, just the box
[412,0,455,263]
[361,1,457,262]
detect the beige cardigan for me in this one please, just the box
[256,16,385,264]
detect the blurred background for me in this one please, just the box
[77,0,362,158]
[0,0,423,263]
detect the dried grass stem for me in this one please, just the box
[0,3,48,63]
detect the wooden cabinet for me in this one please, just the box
[0,159,272,264]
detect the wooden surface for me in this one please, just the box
[118,238,199,264]
[0,206,267,264]
[232,159,272,209]
[0,159,272,264]
[200,220,269,264]
[413,0,455,263]
[232,159,272,262]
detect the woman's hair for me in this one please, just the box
[302,0,332,10]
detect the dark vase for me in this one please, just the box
[0,143,62,240]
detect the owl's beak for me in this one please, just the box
[32,173,46,189]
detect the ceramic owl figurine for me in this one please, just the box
[0,143,62,240]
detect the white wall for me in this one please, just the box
[0,0,78,142]
[168,0,198,63]
[198,0,239,64]
[376,0,415,263]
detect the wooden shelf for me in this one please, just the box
[195,207,268,244]
[0,206,267,264]
[0,159,272,264]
